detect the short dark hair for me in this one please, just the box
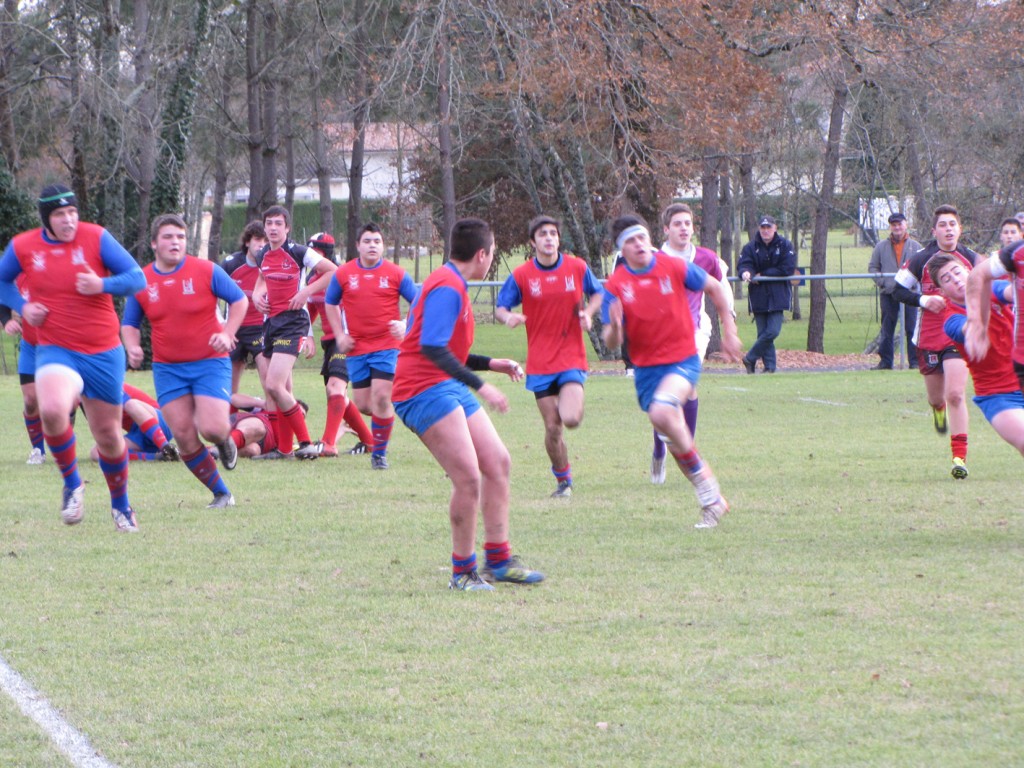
[357,222,382,240]
[1000,217,1022,232]
[240,221,266,250]
[528,215,560,241]
[932,204,959,228]
[661,203,693,229]
[262,205,290,227]
[609,214,648,249]
[150,213,187,241]
[927,252,966,286]
[449,218,493,262]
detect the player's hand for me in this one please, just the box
[491,358,524,382]
[209,331,236,354]
[719,331,743,363]
[253,292,270,314]
[4,318,21,336]
[126,344,144,369]
[299,336,316,358]
[578,310,594,331]
[478,382,509,413]
[388,319,406,341]
[921,294,945,313]
[75,265,104,295]
[288,288,310,311]
[504,312,527,329]
[964,320,990,361]
[741,271,752,283]
[21,301,48,327]
[336,333,355,354]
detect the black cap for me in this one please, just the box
[38,184,77,231]
[758,215,776,227]
[888,212,907,224]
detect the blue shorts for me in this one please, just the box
[35,345,125,405]
[125,411,174,452]
[525,369,587,397]
[153,357,232,407]
[974,391,1024,423]
[18,339,35,377]
[394,379,481,436]
[634,356,702,412]
[348,349,398,387]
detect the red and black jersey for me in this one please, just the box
[255,241,323,317]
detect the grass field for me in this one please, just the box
[1,343,1022,766]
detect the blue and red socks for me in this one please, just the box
[97,449,130,512]
[484,541,511,571]
[371,414,394,457]
[45,426,80,490]
[181,447,230,497]
[552,464,572,487]
[452,551,478,576]
[24,412,45,454]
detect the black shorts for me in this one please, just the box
[231,324,265,364]
[917,346,961,376]
[262,311,310,358]
[1014,360,1024,394]
[320,339,349,385]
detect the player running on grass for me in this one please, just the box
[601,214,742,529]
[392,218,542,591]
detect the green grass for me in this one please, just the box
[1,362,1022,767]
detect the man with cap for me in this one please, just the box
[0,184,146,531]
[868,212,922,369]
[737,216,797,373]
[494,214,604,498]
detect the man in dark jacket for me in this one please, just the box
[738,216,797,373]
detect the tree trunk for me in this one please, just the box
[739,152,757,244]
[65,0,89,214]
[132,0,156,256]
[98,0,124,240]
[345,0,368,262]
[436,24,455,260]
[207,65,231,261]
[807,83,848,353]
[245,0,263,222]
[707,160,732,355]
[309,51,333,238]
[0,0,20,176]
[569,139,603,267]
[282,88,295,216]
[391,123,404,264]
[259,2,278,213]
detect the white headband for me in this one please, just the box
[616,224,649,251]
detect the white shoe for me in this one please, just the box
[27,447,45,465]
[650,453,666,485]
[695,497,729,529]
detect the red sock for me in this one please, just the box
[371,414,395,456]
[45,425,80,487]
[484,541,511,569]
[275,409,294,453]
[139,417,168,449]
[322,394,346,445]
[231,429,245,449]
[951,433,967,461]
[345,400,374,444]
[283,402,311,444]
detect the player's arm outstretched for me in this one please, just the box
[702,275,742,362]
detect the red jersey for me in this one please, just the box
[329,259,415,356]
[121,382,159,431]
[392,263,473,402]
[256,242,321,317]
[944,298,1019,395]
[306,292,334,342]
[603,255,701,367]
[898,245,976,351]
[992,246,1024,366]
[500,254,598,375]
[222,254,264,328]
[133,257,228,364]
[9,223,121,353]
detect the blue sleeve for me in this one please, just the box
[495,275,522,310]
[419,286,462,348]
[211,264,245,303]
[99,231,146,296]
[324,273,342,306]
[399,274,418,303]
[600,290,617,325]
[583,266,603,297]
[683,262,708,292]
[0,243,25,312]
[944,313,966,343]
[122,295,143,328]
[993,280,1012,305]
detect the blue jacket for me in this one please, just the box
[738,232,797,313]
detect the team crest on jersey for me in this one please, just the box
[620,285,635,303]
[660,277,673,295]
[71,247,86,266]
[379,276,390,289]
[348,274,360,290]
[182,278,195,295]
[529,278,542,297]
[147,284,160,302]
[31,251,46,271]
[564,275,576,292]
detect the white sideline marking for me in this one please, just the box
[797,397,850,407]
[0,653,118,768]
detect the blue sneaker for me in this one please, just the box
[448,570,495,591]
[481,555,545,585]
[550,480,572,498]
